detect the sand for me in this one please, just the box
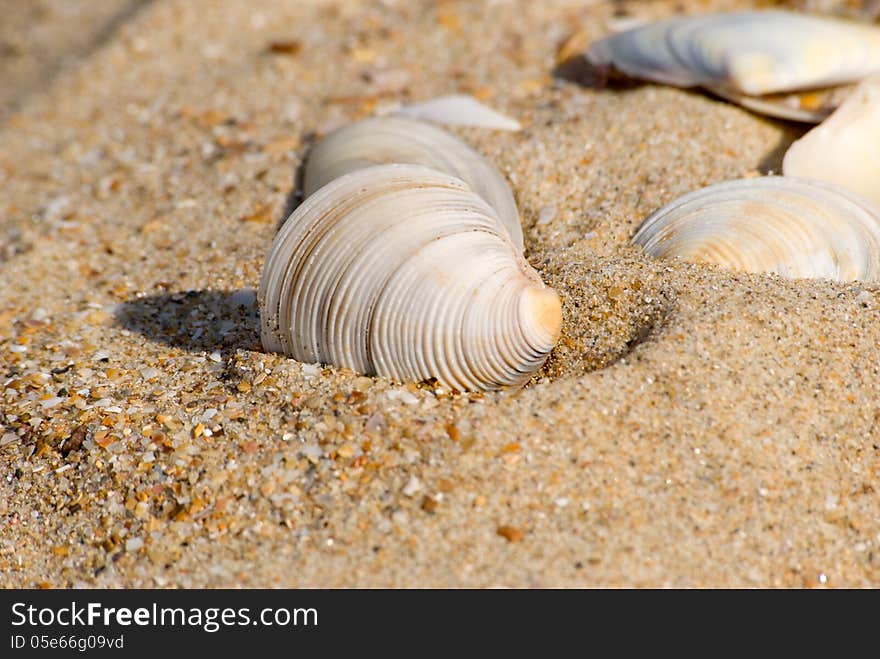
[2,0,880,588]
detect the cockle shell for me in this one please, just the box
[631,177,880,282]
[586,10,880,121]
[303,117,523,249]
[783,76,880,206]
[259,164,561,392]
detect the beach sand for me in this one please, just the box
[2,0,879,588]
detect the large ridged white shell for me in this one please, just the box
[303,117,523,249]
[783,76,880,206]
[631,177,880,282]
[259,164,561,392]
[586,10,880,121]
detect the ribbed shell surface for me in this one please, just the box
[631,177,880,282]
[302,117,523,250]
[259,164,561,391]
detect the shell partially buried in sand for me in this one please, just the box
[586,10,880,121]
[303,116,523,249]
[632,177,880,282]
[259,164,561,392]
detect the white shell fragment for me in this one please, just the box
[259,164,561,392]
[632,177,880,282]
[708,83,853,123]
[586,10,880,121]
[303,117,523,249]
[783,76,880,206]
[394,94,522,131]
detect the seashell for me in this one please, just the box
[303,116,523,249]
[394,94,522,131]
[586,10,880,121]
[259,164,561,392]
[708,83,854,123]
[783,76,880,206]
[631,177,880,282]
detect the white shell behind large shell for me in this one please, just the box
[631,177,880,282]
[394,94,522,131]
[259,164,561,392]
[302,117,523,250]
[586,10,880,115]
